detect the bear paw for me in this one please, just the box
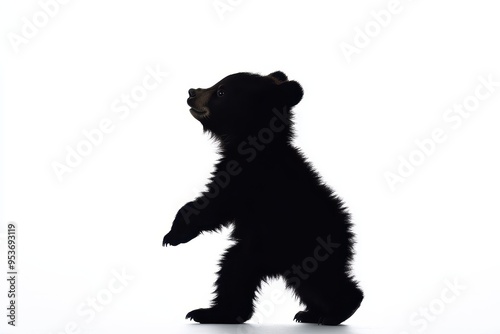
[294,310,323,324]
[186,307,248,324]
[294,309,357,326]
[162,229,199,247]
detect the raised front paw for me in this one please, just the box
[162,228,199,247]
[162,230,181,247]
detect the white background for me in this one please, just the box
[1,0,500,333]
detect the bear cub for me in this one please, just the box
[163,71,363,325]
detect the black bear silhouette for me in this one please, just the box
[163,71,363,325]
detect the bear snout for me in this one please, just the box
[187,88,211,119]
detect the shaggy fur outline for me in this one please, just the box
[163,71,363,325]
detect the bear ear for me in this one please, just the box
[268,71,288,82]
[279,80,303,107]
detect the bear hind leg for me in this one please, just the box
[186,243,262,324]
[291,276,363,326]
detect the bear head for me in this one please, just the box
[186,71,303,146]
